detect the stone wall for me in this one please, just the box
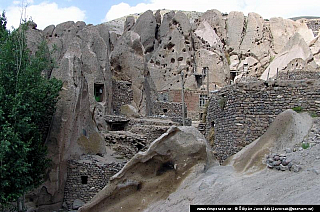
[206,79,320,163]
[152,101,186,118]
[105,131,148,159]
[305,19,320,36]
[112,80,133,114]
[276,71,320,81]
[64,156,124,209]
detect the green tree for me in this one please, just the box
[0,12,62,208]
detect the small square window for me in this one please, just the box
[199,94,208,108]
[81,176,88,184]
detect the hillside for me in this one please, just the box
[290,16,320,21]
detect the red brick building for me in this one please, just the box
[158,89,208,120]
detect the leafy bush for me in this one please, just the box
[292,106,303,113]
[0,13,62,205]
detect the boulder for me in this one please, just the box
[43,24,55,38]
[79,126,215,212]
[148,16,194,91]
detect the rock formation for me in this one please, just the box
[21,8,320,211]
[144,110,320,210]
[261,33,317,80]
[79,126,215,212]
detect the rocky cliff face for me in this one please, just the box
[24,9,320,210]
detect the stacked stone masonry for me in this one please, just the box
[112,80,133,114]
[206,79,320,163]
[152,101,185,118]
[64,157,124,210]
[151,101,192,125]
[105,132,148,159]
[276,71,320,81]
[305,19,320,36]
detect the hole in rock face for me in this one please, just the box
[156,161,175,176]
[167,42,175,50]
[137,183,142,191]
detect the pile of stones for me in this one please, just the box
[266,154,301,172]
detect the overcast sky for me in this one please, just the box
[1,0,320,30]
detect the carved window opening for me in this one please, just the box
[81,176,88,184]
[230,71,237,81]
[94,83,104,102]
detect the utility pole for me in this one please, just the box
[205,67,209,97]
[181,70,185,126]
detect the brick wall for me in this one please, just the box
[206,80,320,163]
[158,89,208,120]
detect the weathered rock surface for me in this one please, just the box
[132,10,157,53]
[79,126,215,212]
[261,33,317,80]
[309,35,320,66]
[226,11,245,52]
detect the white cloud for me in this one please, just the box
[104,0,320,22]
[5,1,86,30]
